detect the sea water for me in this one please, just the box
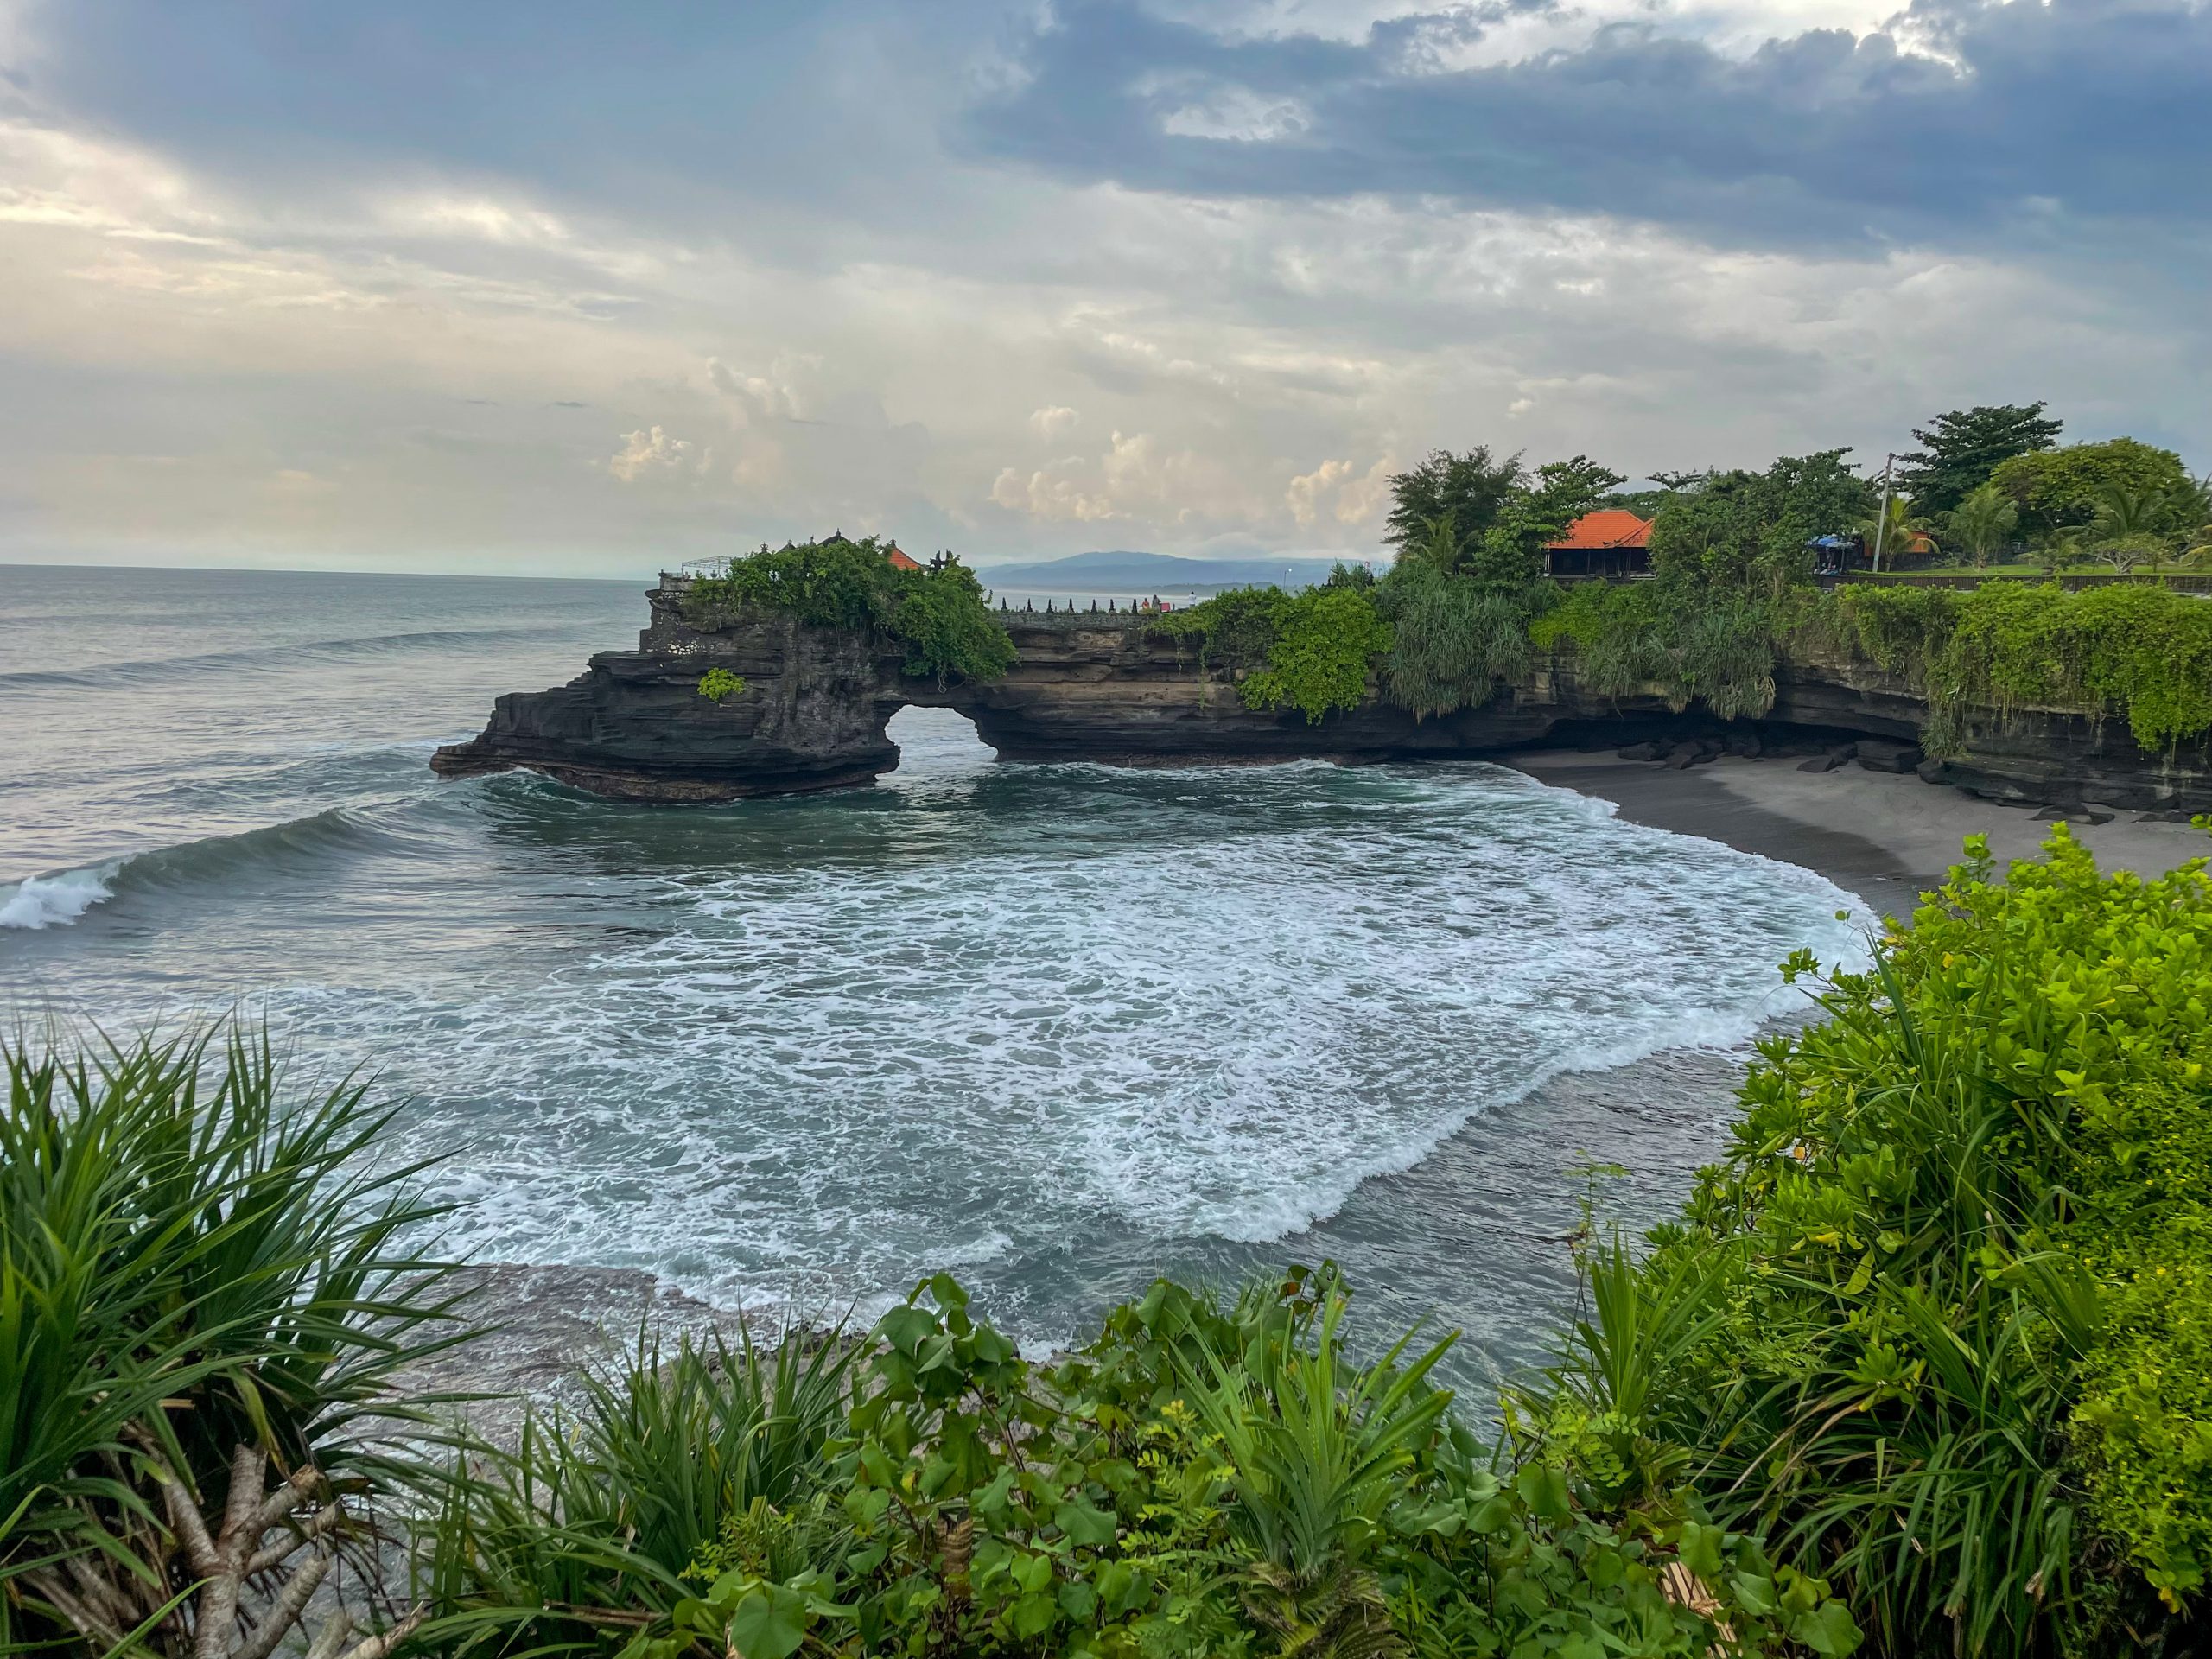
[1,563,1870,1382]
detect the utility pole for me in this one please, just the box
[1871,452,1897,575]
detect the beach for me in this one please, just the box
[1516,748,2209,923]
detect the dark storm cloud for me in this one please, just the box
[968,0,2212,247]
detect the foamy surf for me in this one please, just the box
[0,865,117,929]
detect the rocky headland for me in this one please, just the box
[432,575,2212,814]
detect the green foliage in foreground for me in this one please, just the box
[16,834,2212,1658]
[697,668,747,703]
[1516,828,2212,1656]
[1824,580,2212,752]
[424,1267,1858,1659]
[1,1029,463,1656]
[1152,578,1391,723]
[686,540,1017,687]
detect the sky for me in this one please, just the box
[1,0,2206,578]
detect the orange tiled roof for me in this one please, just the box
[885,543,923,571]
[1546,510,1653,550]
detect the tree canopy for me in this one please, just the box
[1896,402,2063,515]
[1382,447,1523,569]
[1990,437,2191,540]
[1647,449,1874,594]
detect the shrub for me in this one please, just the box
[1517,828,2212,1655]
[684,541,1016,687]
[696,669,747,703]
[1153,584,1392,724]
[1829,581,2212,752]
[1,1027,464,1657]
[1531,582,1781,718]
[423,1267,1857,1658]
[1375,562,1533,720]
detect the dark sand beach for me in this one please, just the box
[1515,749,2210,923]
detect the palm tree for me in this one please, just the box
[2088,482,2170,540]
[1860,493,1937,569]
[1946,482,2018,569]
[2088,482,2183,576]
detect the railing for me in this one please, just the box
[1833,570,2212,593]
[992,597,1162,618]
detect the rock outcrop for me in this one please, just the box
[432,577,2212,811]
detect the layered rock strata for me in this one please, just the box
[431,578,2212,811]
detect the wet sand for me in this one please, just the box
[1514,750,2209,922]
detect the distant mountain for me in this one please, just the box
[976,550,1370,592]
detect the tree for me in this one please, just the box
[1991,437,2190,542]
[1946,482,2019,569]
[1648,449,1874,594]
[1859,493,1938,568]
[2088,482,2175,542]
[1896,402,2063,516]
[1474,454,1625,588]
[1382,448,1523,568]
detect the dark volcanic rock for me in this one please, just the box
[1854,739,1925,773]
[433,575,2212,810]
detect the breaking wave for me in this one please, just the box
[0,865,118,930]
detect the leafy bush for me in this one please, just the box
[1648,452,1874,597]
[1829,581,2212,752]
[1517,829,2212,1656]
[1374,563,1533,719]
[424,1267,1857,1659]
[1531,582,1781,718]
[1,1027,463,1657]
[1154,584,1392,724]
[697,669,747,703]
[684,541,1015,687]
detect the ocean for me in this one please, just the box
[1,562,1871,1383]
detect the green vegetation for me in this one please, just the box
[421,1265,1862,1659]
[13,830,2212,1655]
[1897,403,2062,517]
[1152,578,1392,723]
[1645,452,1875,598]
[1,1028,461,1656]
[686,539,1016,687]
[697,668,747,703]
[1827,580,2212,752]
[1146,406,2209,751]
[1516,828,2212,1655]
[1990,438,2193,543]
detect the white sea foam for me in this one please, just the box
[244,724,1872,1321]
[0,865,117,929]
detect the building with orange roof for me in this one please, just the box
[884,543,923,572]
[1543,510,1654,580]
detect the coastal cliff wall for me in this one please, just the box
[431,578,2212,810]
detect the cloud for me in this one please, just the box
[970,0,2212,250]
[1029,404,1080,438]
[1287,455,1394,525]
[608,425,707,482]
[0,0,2203,572]
[992,462,1118,521]
[1286,457,1351,527]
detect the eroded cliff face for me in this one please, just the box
[430,585,899,800]
[431,579,2212,810]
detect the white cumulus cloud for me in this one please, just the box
[609,426,707,483]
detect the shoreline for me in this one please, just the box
[421,749,2212,1407]
[1512,748,2209,922]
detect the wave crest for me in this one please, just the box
[0,865,117,929]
